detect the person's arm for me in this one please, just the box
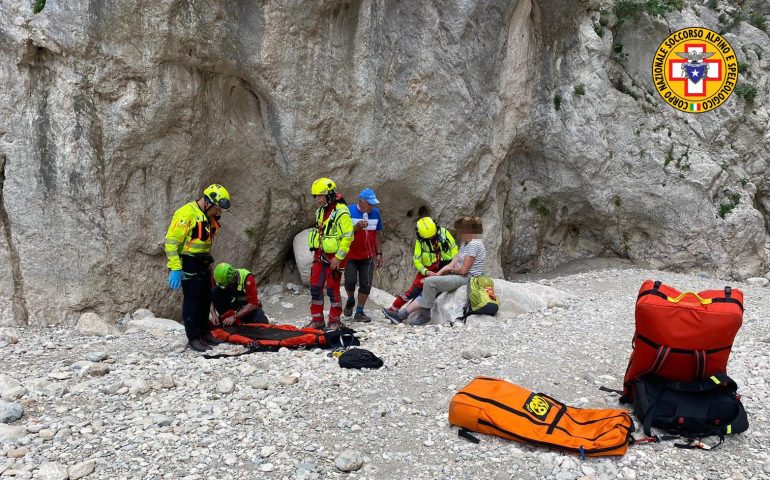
[209,302,220,326]
[334,208,354,261]
[413,241,426,274]
[437,255,459,275]
[444,229,459,257]
[164,206,193,271]
[375,230,383,268]
[451,256,475,275]
[223,275,259,325]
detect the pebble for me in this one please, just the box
[38,428,56,440]
[217,378,235,394]
[86,352,108,362]
[746,277,769,287]
[250,376,269,390]
[89,364,110,376]
[129,379,151,395]
[68,459,96,479]
[279,375,299,386]
[259,463,274,472]
[37,462,68,480]
[161,375,176,388]
[48,371,72,380]
[0,401,23,423]
[0,425,26,441]
[7,447,29,458]
[261,446,276,457]
[334,450,364,472]
[0,375,26,401]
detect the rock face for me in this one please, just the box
[0,1,768,325]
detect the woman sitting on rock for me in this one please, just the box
[383,216,485,326]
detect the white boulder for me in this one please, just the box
[431,279,575,324]
[125,317,184,333]
[293,229,314,286]
[76,313,121,336]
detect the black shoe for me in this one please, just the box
[343,302,355,318]
[203,333,225,345]
[189,339,212,352]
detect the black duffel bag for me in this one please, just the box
[633,373,748,444]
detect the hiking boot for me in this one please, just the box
[343,302,354,318]
[382,308,402,325]
[203,333,225,345]
[352,311,372,323]
[189,338,212,352]
[410,310,432,326]
[326,321,342,331]
[304,321,326,330]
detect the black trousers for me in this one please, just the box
[211,287,268,324]
[344,257,375,295]
[181,255,213,341]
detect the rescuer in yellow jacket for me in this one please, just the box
[164,184,231,352]
[306,177,354,331]
[383,217,458,316]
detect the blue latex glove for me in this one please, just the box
[168,270,183,290]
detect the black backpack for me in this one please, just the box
[324,327,360,349]
[338,348,384,369]
[632,374,748,444]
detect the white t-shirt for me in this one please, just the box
[457,239,485,277]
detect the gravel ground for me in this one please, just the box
[0,267,768,480]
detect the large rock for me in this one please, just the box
[125,317,184,333]
[0,1,767,325]
[76,313,121,336]
[367,287,397,309]
[293,229,314,286]
[431,279,575,324]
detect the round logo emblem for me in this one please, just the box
[652,27,738,113]
[528,396,549,417]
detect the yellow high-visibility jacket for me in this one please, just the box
[164,201,220,270]
[307,203,354,260]
[413,227,458,275]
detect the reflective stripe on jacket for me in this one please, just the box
[413,227,458,274]
[164,201,220,270]
[307,202,354,260]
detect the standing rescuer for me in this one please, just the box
[307,177,354,331]
[384,217,458,318]
[165,184,231,352]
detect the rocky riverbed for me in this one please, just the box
[1,268,769,479]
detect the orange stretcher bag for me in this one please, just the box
[448,377,634,457]
[620,280,744,402]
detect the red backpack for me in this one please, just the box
[620,280,743,403]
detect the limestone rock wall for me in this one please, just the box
[0,0,767,325]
